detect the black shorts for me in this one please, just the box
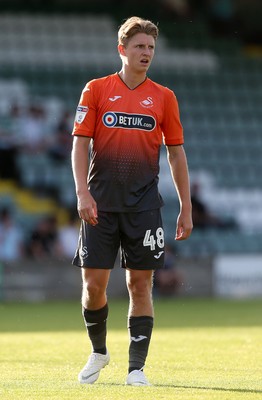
[72,209,165,270]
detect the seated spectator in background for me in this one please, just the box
[154,244,183,296]
[0,207,25,262]
[161,0,192,18]
[191,182,237,229]
[26,215,59,259]
[207,0,236,37]
[58,209,80,259]
[48,110,73,163]
[0,104,22,182]
[191,181,215,228]
[18,104,51,153]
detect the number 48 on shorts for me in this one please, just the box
[143,228,164,251]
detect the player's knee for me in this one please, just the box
[127,276,152,297]
[82,279,105,302]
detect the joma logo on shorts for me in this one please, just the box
[102,112,156,131]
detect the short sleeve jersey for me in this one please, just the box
[72,73,184,212]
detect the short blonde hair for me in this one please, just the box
[118,16,159,47]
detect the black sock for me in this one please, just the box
[128,316,154,373]
[82,303,108,355]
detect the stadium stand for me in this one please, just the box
[0,12,262,257]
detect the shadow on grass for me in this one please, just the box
[102,382,262,394]
[154,384,262,394]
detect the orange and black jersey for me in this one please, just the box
[72,73,184,212]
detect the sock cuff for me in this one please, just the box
[83,303,108,324]
[128,316,154,329]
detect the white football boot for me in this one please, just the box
[78,352,110,384]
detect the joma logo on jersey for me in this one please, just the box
[102,112,156,131]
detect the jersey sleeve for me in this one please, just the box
[161,89,184,146]
[72,81,97,137]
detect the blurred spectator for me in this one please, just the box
[26,215,59,259]
[48,110,73,163]
[191,182,237,229]
[57,209,80,258]
[236,0,262,46]
[161,0,192,18]
[154,244,183,296]
[0,207,25,262]
[206,0,237,37]
[18,104,51,153]
[0,104,22,182]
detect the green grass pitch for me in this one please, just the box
[0,298,261,400]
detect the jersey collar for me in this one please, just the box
[116,72,148,90]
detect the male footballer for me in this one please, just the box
[71,16,193,386]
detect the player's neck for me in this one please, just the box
[118,69,147,90]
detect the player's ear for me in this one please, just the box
[118,44,126,56]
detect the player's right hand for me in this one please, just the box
[77,191,98,226]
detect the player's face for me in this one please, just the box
[119,33,155,73]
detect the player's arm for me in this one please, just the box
[71,136,98,225]
[166,144,193,240]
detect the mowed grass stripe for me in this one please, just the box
[1,298,262,331]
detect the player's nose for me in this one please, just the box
[143,47,151,56]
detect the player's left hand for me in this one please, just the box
[175,212,193,241]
